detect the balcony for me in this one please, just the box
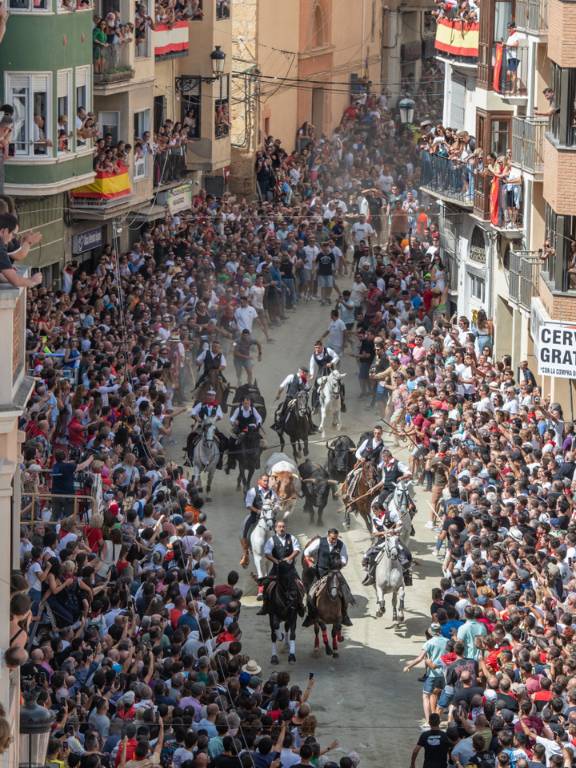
[434,17,479,66]
[154,20,190,61]
[94,42,135,87]
[512,116,547,177]
[419,152,475,207]
[70,164,133,211]
[493,43,529,99]
[473,170,524,236]
[508,250,542,311]
[543,135,576,215]
[153,147,188,188]
[515,0,548,35]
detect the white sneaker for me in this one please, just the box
[424,521,435,529]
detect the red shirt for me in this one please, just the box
[68,418,86,447]
[84,525,103,553]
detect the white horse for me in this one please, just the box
[374,533,405,621]
[192,418,220,500]
[317,370,346,438]
[386,479,415,548]
[250,499,278,597]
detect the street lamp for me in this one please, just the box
[19,693,55,768]
[398,96,416,125]
[210,45,226,78]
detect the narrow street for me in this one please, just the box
[169,297,440,767]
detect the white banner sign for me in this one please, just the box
[537,321,576,378]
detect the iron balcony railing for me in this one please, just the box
[493,43,529,97]
[512,116,547,174]
[508,250,542,311]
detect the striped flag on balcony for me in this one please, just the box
[154,21,190,59]
[434,18,479,58]
[71,167,132,200]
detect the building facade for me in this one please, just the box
[0,1,232,283]
[422,0,576,413]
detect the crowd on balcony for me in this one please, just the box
[92,13,135,76]
[419,124,523,228]
[155,0,203,23]
[431,0,480,23]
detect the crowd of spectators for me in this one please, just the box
[432,0,480,22]
[6,81,424,767]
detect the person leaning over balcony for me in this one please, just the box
[0,214,42,289]
[535,87,559,118]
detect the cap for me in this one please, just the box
[429,622,442,634]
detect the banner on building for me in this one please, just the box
[72,227,104,254]
[154,21,189,59]
[536,320,576,379]
[434,18,479,59]
[71,167,131,200]
[158,183,192,214]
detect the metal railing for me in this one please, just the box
[153,147,187,186]
[508,250,542,311]
[515,0,548,34]
[494,44,529,96]
[512,116,547,174]
[419,151,476,205]
[94,42,134,85]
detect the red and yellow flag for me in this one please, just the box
[72,167,132,200]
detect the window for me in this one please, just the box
[178,79,201,139]
[312,3,324,47]
[57,70,73,153]
[75,65,92,149]
[134,109,150,140]
[549,64,576,147]
[490,119,510,155]
[469,273,486,302]
[8,0,49,10]
[98,111,120,145]
[216,0,229,20]
[215,75,230,139]
[6,73,52,157]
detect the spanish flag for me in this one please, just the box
[72,167,132,200]
[434,18,479,59]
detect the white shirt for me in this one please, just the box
[304,537,348,566]
[263,533,301,556]
[196,348,227,369]
[309,346,339,377]
[355,437,383,461]
[245,485,279,509]
[378,458,409,474]
[326,318,347,352]
[249,284,266,310]
[230,406,263,427]
[351,221,375,244]
[234,304,258,333]
[189,402,223,420]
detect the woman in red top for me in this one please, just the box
[84,513,104,554]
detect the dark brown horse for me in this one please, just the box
[302,562,345,658]
[195,369,230,412]
[339,460,382,531]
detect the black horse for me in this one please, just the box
[273,390,314,458]
[298,459,335,525]
[234,427,263,493]
[262,561,305,665]
[231,381,267,424]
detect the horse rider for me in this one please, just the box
[361,496,413,586]
[240,474,279,568]
[345,424,386,491]
[309,340,343,412]
[302,527,353,627]
[188,389,227,464]
[272,366,310,430]
[227,396,265,471]
[196,340,227,387]
[256,519,301,616]
[378,447,413,498]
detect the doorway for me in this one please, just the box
[312,87,325,133]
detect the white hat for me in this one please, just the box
[241,659,262,675]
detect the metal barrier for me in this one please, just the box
[419,151,476,205]
[512,116,546,174]
[20,492,97,531]
[494,44,529,96]
[153,147,187,186]
[508,250,541,311]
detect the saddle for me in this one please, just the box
[309,571,356,607]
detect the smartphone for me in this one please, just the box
[308,672,314,680]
